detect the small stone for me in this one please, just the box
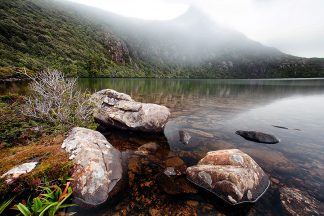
[185,200,199,207]
[157,174,198,195]
[164,157,185,167]
[247,190,252,200]
[1,162,38,184]
[149,208,160,216]
[271,177,280,184]
[164,167,177,176]
[136,142,159,155]
[163,157,187,175]
[179,130,191,144]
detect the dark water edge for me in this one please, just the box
[1,78,324,215]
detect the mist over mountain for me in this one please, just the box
[1,0,324,78]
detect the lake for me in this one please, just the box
[2,78,324,215]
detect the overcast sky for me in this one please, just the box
[69,0,324,58]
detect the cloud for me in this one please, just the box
[69,0,324,57]
[186,0,324,57]
[68,0,189,20]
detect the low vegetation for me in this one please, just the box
[14,180,75,216]
[0,69,99,214]
[23,69,93,128]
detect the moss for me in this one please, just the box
[0,134,72,199]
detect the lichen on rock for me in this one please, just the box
[186,149,270,204]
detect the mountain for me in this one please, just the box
[0,0,141,78]
[0,0,324,79]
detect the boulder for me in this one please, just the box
[186,149,269,205]
[1,162,38,184]
[236,130,279,144]
[279,186,323,216]
[91,89,170,133]
[61,127,123,207]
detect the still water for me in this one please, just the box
[3,78,324,215]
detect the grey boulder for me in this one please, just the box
[186,149,269,205]
[62,127,123,207]
[236,130,279,144]
[91,89,170,133]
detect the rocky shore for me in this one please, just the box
[1,89,323,215]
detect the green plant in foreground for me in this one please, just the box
[0,196,15,214]
[14,181,76,216]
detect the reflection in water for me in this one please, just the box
[2,78,324,215]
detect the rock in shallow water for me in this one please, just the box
[279,186,324,216]
[179,128,214,145]
[186,149,270,205]
[62,127,123,207]
[91,89,170,133]
[236,130,279,144]
[157,174,198,195]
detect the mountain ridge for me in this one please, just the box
[0,0,323,79]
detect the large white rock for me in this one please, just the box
[91,89,170,133]
[62,127,122,207]
[186,149,269,205]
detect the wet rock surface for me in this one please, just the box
[62,127,123,207]
[236,130,279,144]
[1,162,38,184]
[186,149,270,204]
[91,89,170,133]
[279,186,324,216]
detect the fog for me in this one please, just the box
[69,0,324,58]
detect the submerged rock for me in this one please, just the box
[179,128,214,145]
[135,142,159,155]
[1,162,38,184]
[236,130,279,144]
[186,149,270,205]
[179,130,191,144]
[163,156,187,176]
[91,89,170,133]
[157,174,198,195]
[279,186,323,216]
[62,127,123,207]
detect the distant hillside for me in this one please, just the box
[0,0,324,79]
[0,0,142,79]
